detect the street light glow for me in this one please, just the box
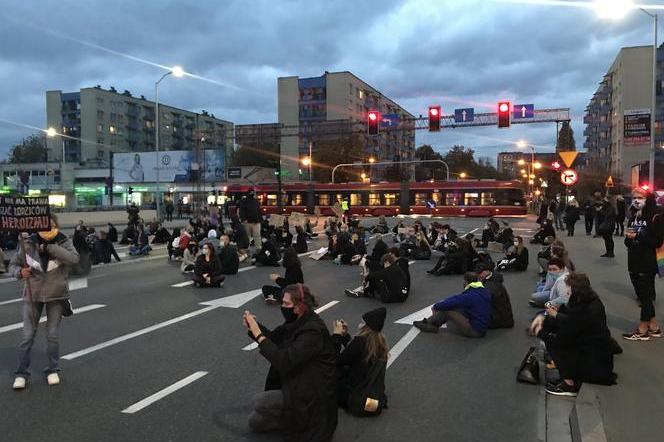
[46,127,57,137]
[516,140,527,149]
[171,65,185,77]
[301,157,311,166]
[459,172,467,179]
[368,112,378,121]
[533,161,542,169]
[518,159,526,166]
[368,157,376,163]
[593,0,634,19]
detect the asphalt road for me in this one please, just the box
[0,216,563,441]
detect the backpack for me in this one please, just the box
[347,358,387,417]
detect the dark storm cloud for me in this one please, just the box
[0,0,657,161]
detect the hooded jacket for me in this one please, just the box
[432,282,491,335]
[9,232,79,303]
[482,272,514,329]
[218,243,239,275]
[239,195,262,223]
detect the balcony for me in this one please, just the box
[599,121,611,132]
[126,107,140,118]
[583,114,595,125]
[598,138,610,150]
[583,126,596,137]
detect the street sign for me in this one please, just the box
[560,168,578,186]
[381,114,400,128]
[227,167,242,179]
[605,176,614,188]
[454,108,474,123]
[558,151,579,168]
[513,104,534,119]
[623,109,651,145]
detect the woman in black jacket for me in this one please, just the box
[365,236,388,273]
[564,200,580,237]
[347,254,408,303]
[615,195,626,236]
[192,243,225,287]
[332,307,388,413]
[497,235,529,271]
[537,273,618,396]
[263,248,304,304]
[245,284,338,441]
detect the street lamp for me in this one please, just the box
[368,157,376,163]
[46,126,65,165]
[517,159,526,166]
[533,161,542,170]
[596,0,657,189]
[459,172,467,179]
[155,65,184,219]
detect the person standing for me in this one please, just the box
[598,196,617,258]
[583,200,594,236]
[239,191,262,248]
[622,194,664,341]
[564,199,580,237]
[615,195,626,236]
[9,215,79,390]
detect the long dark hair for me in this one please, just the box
[565,272,596,306]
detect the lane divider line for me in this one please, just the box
[387,327,420,369]
[121,371,209,414]
[171,281,194,288]
[0,304,106,334]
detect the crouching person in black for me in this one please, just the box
[252,236,281,267]
[192,243,225,288]
[245,284,338,441]
[332,307,388,416]
[345,254,408,303]
[262,248,304,305]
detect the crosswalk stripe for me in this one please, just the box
[121,371,209,414]
[0,304,106,334]
[171,281,194,288]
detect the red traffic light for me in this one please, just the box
[497,101,511,128]
[551,161,561,170]
[368,111,378,121]
[428,105,441,132]
[367,110,380,135]
[641,184,650,191]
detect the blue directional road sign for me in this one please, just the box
[381,113,400,128]
[513,104,534,119]
[454,108,474,123]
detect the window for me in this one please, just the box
[349,83,353,95]
[97,150,105,159]
[358,89,364,100]
[97,138,104,145]
[446,192,460,206]
[431,192,441,205]
[109,125,116,134]
[96,97,104,106]
[97,110,104,120]
[480,192,495,206]
[144,120,154,129]
[316,194,330,205]
[464,192,479,206]
[368,193,381,206]
[414,192,428,206]
[266,193,278,206]
[291,193,304,206]
[350,193,362,206]
[384,193,398,206]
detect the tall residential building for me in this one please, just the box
[277,71,415,181]
[584,45,664,186]
[46,86,233,166]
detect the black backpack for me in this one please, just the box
[347,358,387,417]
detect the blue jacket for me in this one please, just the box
[432,282,492,334]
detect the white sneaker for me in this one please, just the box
[47,373,60,386]
[12,376,26,390]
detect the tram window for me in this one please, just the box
[350,193,362,206]
[414,192,428,206]
[266,193,278,206]
[369,193,381,206]
[446,192,461,206]
[291,193,304,206]
[335,193,344,203]
[464,192,479,206]
[384,193,398,206]
[317,193,330,206]
[480,192,496,206]
[431,192,441,205]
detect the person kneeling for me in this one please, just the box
[413,272,491,337]
[332,308,388,416]
[192,244,225,288]
[262,248,304,305]
[345,254,408,303]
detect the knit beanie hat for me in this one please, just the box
[362,307,387,332]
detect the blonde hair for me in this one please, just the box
[358,326,389,363]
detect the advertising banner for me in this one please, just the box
[113,150,225,183]
[0,196,51,232]
[624,109,651,145]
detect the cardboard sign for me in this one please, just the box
[268,214,285,227]
[289,212,307,227]
[0,196,51,232]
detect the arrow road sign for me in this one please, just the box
[454,108,474,123]
[513,104,534,119]
[381,113,400,128]
[560,168,578,186]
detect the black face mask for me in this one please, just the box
[281,307,298,323]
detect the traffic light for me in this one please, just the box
[367,110,380,135]
[428,106,441,132]
[497,101,511,128]
[551,161,561,171]
[128,186,134,195]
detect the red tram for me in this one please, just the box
[225,180,527,217]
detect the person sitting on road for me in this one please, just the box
[388,247,410,295]
[151,224,171,244]
[252,236,281,267]
[533,273,618,397]
[426,237,468,276]
[473,250,495,273]
[129,224,152,256]
[531,219,556,244]
[294,225,308,254]
[496,235,529,272]
[199,229,221,255]
[346,254,408,303]
[231,221,250,262]
[529,257,570,308]
[364,235,388,274]
[477,263,514,329]
[181,241,199,273]
[536,236,555,275]
[92,230,121,264]
[334,233,357,265]
[477,218,500,248]
[392,221,407,243]
[218,235,239,275]
[332,308,388,414]
[370,215,389,234]
[244,284,338,441]
[435,224,458,251]
[413,272,491,337]
[167,228,182,260]
[351,232,367,259]
[403,231,431,260]
[276,222,293,251]
[263,248,304,304]
[192,243,224,288]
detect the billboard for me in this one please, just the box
[624,109,651,145]
[113,150,225,183]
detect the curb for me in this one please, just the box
[569,386,607,442]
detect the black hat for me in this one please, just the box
[362,307,387,332]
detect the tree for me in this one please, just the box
[313,135,364,182]
[414,144,444,181]
[556,121,576,152]
[7,133,47,163]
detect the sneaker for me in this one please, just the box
[47,373,60,386]
[622,329,650,341]
[545,380,579,397]
[413,319,439,333]
[264,295,279,305]
[648,328,662,338]
[344,289,362,298]
[12,376,26,390]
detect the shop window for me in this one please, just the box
[368,193,381,206]
[316,193,330,206]
[384,193,398,206]
[414,192,428,206]
[464,192,479,206]
[350,193,362,206]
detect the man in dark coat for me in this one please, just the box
[218,235,239,275]
[245,284,338,441]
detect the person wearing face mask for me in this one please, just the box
[9,215,79,390]
[496,235,529,272]
[244,284,338,441]
[192,243,224,288]
[529,258,570,308]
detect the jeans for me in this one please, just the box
[584,215,593,235]
[248,390,286,433]
[554,213,565,231]
[615,220,625,236]
[530,290,551,306]
[565,222,576,237]
[244,222,262,248]
[16,301,64,377]
[630,272,656,321]
[602,233,614,255]
[427,309,483,337]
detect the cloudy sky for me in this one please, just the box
[0,0,659,163]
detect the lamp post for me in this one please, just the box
[517,140,536,194]
[47,127,65,195]
[154,65,184,219]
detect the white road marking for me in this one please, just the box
[238,265,256,272]
[467,227,479,235]
[395,305,434,325]
[0,298,22,306]
[242,300,340,351]
[121,371,208,414]
[408,260,416,265]
[171,281,194,288]
[0,278,17,284]
[199,289,262,308]
[0,304,106,334]
[387,327,420,369]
